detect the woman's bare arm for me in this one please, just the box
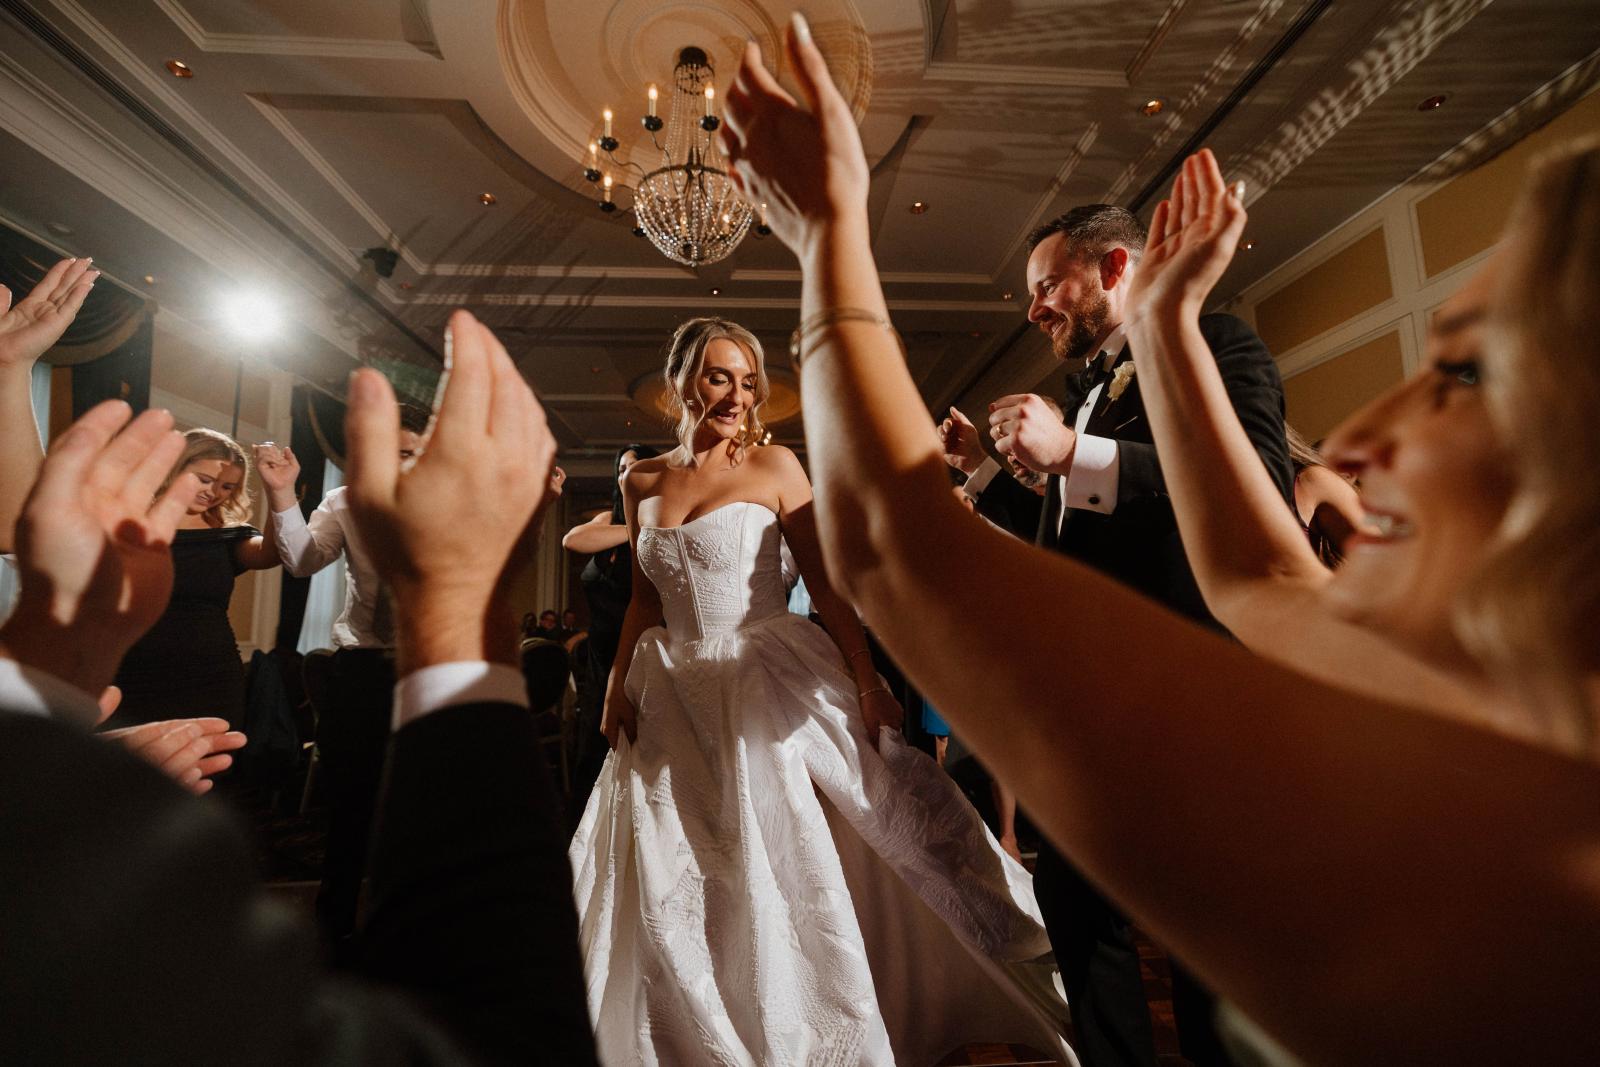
[1121,153,1487,715]
[720,23,1600,1061]
[599,471,664,747]
[562,512,630,555]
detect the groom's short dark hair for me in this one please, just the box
[1027,204,1147,261]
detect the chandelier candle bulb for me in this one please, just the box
[648,84,658,117]
[603,173,613,200]
[589,141,598,166]
[704,84,715,116]
[603,108,613,137]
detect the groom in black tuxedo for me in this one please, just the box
[945,204,1292,1067]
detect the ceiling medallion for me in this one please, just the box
[583,47,756,268]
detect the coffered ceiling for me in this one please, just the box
[0,0,1596,467]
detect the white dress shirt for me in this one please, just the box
[964,324,1128,534]
[0,654,526,733]
[272,486,388,649]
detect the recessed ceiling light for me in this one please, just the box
[1241,239,1256,251]
[710,286,721,296]
[45,221,74,237]
[1001,291,1014,301]
[143,275,157,285]
[1418,94,1449,112]
[1141,98,1165,116]
[625,420,634,427]
[479,192,497,206]
[909,201,929,215]
[166,59,193,78]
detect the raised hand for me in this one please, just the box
[0,401,196,705]
[253,443,300,494]
[720,14,870,251]
[0,257,99,371]
[989,393,1077,476]
[99,714,248,795]
[1124,149,1248,325]
[939,406,987,475]
[344,309,557,670]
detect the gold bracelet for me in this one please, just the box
[858,685,891,700]
[788,308,902,368]
[847,648,873,663]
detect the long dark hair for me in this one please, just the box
[610,442,659,525]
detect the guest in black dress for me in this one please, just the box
[107,428,281,730]
[561,443,657,811]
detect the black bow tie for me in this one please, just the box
[1075,354,1113,396]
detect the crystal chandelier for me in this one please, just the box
[583,47,766,268]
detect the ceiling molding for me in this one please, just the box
[244,95,429,276]
[989,122,1100,280]
[1231,0,1495,205]
[1105,0,1288,204]
[151,0,439,61]
[922,61,1126,90]
[430,262,694,281]
[407,292,1020,313]
[1125,0,1199,85]
[731,268,995,286]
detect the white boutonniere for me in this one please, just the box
[1107,361,1137,402]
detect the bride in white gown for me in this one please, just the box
[569,317,1075,1066]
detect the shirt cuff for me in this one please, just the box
[0,657,103,728]
[962,457,1002,499]
[1062,434,1120,515]
[392,661,529,730]
[270,505,307,531]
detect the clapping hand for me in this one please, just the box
[0,257,98,371]
[97,687,247,795]
[0,402,197,713]
[253,442,300,494]
[988,394,1076,476]
[720,14,870,252]
[344,309,557,670]
[1125,149,1248,325]
[938,407,987,475]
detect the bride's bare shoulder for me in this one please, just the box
[621,454,673,496]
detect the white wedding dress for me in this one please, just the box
[570,501,1075,1066]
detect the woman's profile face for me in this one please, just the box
[1320,261,1514,663]
[690,338,757,442]
[617,449,639,484]
[184,459,244,516]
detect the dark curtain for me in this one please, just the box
[273,387,332,651]
[0,226,151,366]
[71,311,154,419]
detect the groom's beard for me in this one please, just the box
[1053,293,1112,363]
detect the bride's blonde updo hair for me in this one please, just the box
[1458,137,1600,751]
[662,317,770,455]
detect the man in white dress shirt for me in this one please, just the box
[0,314,596,1064]
[255,404,428,944]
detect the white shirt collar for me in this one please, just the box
[1097,323,1129,370]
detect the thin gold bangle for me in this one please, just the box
[858,685,891,700]
[847,648,873,662]
[788,308,902,368]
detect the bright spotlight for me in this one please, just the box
[219,290,283,342]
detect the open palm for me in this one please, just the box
[12,403,194,663]
[0,257,98,370]
[1125,149,1249,322]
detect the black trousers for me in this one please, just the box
[315,647,395,945]
[1035,842,1236,1067]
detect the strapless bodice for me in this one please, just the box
[636,501,790,642]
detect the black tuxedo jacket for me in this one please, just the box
[0,699,596,1066]
[976,313,1292,625]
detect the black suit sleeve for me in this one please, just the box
[973,466,1046,538]
[1114,313,1294,509]
[359,701,598,1066]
